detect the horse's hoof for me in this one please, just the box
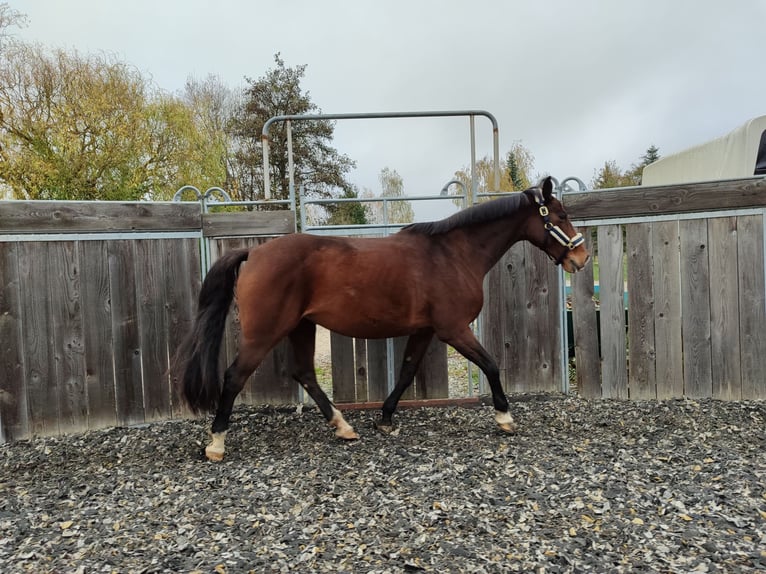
[205,431,226,461]
[205,446,225,461]
[495,411,517,434]
[330,408,359,440]
[374,419,396,434]
[336,427,360,440]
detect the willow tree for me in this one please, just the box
[449,142,535,208]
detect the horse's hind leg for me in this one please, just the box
[289,319,359,440]
[206,342,266,461]
[376,328,434,433]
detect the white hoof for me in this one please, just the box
[495,410,517,433]
[330,408,360,440]
[205,431,226,461]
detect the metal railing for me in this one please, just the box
[261,110,500,204]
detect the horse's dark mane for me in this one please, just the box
[399,192,530,236]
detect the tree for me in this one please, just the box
[591,145,661,189]
[325,186,369,226]
[231,53,355,202]
[368,167,413,224]
[449,143,535,208]
[591,160,631,189]
[641,145,661,165]
[0,41,220,199]
[506,141,535,191]
[182,74,240,194]
[0,2,27,49]
[625,144,661,185]
[451,157,512,205]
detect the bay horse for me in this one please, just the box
[175,176,589,461]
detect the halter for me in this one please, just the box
[532,191,585,265]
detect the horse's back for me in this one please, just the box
[235,232,436,338]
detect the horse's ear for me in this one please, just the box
[541,176,554,202]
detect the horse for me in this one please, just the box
[174,176,590,461]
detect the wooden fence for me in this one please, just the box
[0,202,294,442]
[565,177,766,400]
[3,177,766,442]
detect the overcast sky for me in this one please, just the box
[7,0,766,217]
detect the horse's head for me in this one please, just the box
[522,177,590,273]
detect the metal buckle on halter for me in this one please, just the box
[538,205,549,217]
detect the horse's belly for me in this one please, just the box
[305,306,425,339]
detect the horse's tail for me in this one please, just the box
[174,248,251,414]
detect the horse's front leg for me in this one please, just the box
[289,320,359,440]
[441,327,517,434]
[376,329,434,433]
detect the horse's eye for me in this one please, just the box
[558,212,568,220]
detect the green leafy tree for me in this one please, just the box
[231,53,355,202]
[625,144,661,185]
[325,186,369,226]
[450,142,535,207]
[452,156,512,204]
[591,160,631,189]
[506,141,535,190]
[0,40,221,199]
[591,145,661,189]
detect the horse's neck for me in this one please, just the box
[449,219,525,275]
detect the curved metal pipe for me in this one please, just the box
[261,110,500,201]
[440,179,468,197]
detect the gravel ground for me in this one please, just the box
[1,395,765,573]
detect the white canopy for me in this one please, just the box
[642,115,766,185]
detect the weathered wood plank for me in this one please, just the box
[736,214,766,399]
[651,221,684,398]
[679,219,713,398]
[0,201,200,234]
[47,241,87,434]
[707,217,742,400]
[353,339,369,403]
[500,243,528,393]
[392,337,412,400]
[0,242,27,441]
[252,339,298,404]
[166,237,202,417]
[108,240,145,425]
[366,339,389,401]
[79,241,117,429]
[18,242,58,436]
[135,240,171,422]
[525,244,561,392]
[202,210,295,238]
[570,228,601,398]
[566,177,766,220]
[626,223,656,399]
[597,225,628,398]
[415,340,449,399]
[481,264,504,375]
[330,332,356,403]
